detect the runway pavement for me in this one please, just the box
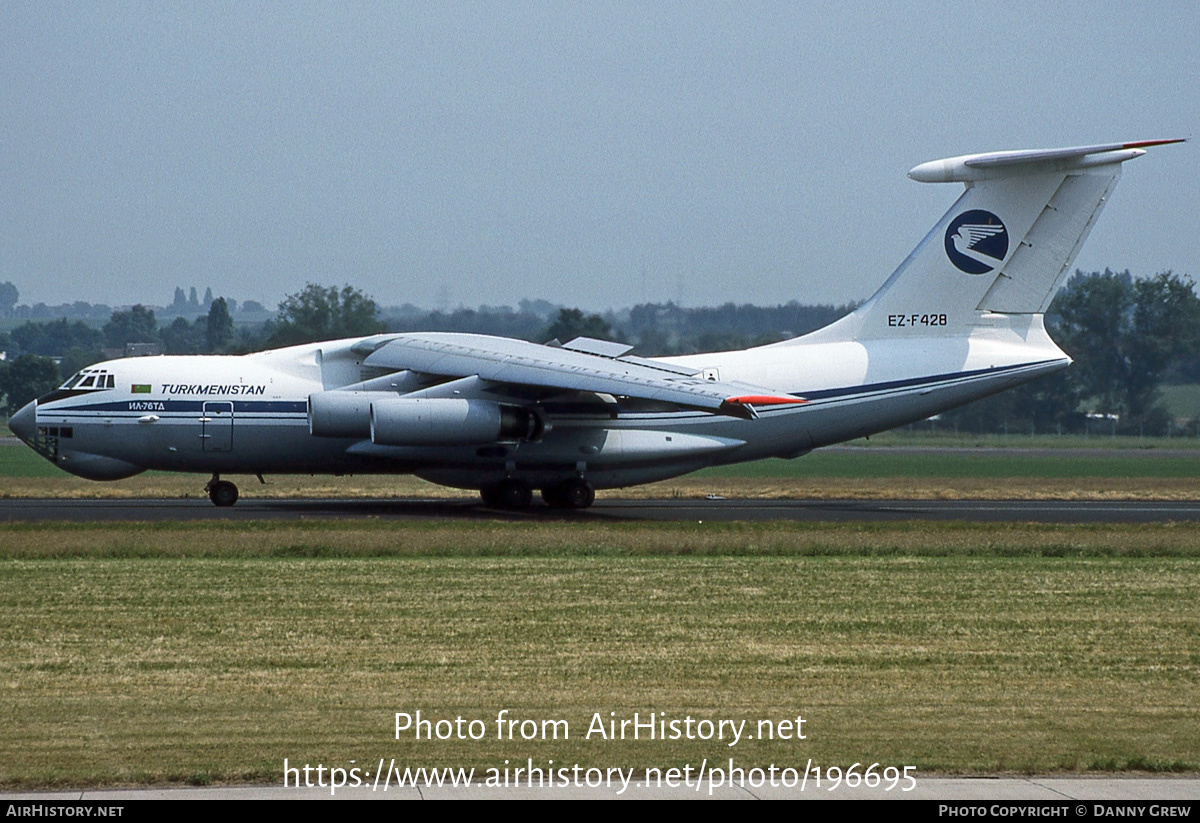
[5,496,1200,523]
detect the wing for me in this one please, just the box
[352,332,804,418]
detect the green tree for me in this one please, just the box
[0,354,59,415]
[1053,270,1200,433]
[11,318,104,357]
[1126,273,1200,418]
[542,308,614,343]
[1052,270,1134,416]
[267,284,383,347]
[104,305,158,348]
[160,316,205,355]
[205,297,234,352]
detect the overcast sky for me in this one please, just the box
[2,2,1197,312]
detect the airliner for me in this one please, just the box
[9,140,1183,508]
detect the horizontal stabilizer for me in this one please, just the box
[908,139,1185,183]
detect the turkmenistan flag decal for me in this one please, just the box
[132,384,151,394]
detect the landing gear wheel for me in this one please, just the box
[481,479,533,509]
[208,480,239,507]
[542,479,595,509]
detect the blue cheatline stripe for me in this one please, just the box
[790,359,1063,401]
[49,414,307,421]
[45,400,309,414]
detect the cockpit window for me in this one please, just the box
[56,369,114,392]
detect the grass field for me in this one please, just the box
[1,521,1198,787]
[3,431,1199,788]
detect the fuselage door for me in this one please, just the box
[201,401,233,452]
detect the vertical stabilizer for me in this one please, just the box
[802,140,1183,343]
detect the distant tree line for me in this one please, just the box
[0,282,270,323]
[935,270,1200,436]
[0,298,241,414]
[4,272,1200,436]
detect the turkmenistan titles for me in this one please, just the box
[160,384,267,395]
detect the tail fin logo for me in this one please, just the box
[945,210,1008,274]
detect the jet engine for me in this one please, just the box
[308,391,395,438]
[370,398,543,446]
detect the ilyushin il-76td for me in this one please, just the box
[10,140,1183,509]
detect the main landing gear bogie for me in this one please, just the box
[480,478,534,509]
[480,478,596,510]
[541,478,596,510]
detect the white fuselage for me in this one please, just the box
[20,315,1067,491]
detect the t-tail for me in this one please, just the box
[805,139,1185,343]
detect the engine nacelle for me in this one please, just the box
[370,398,542,446]
[308,391,396,438]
